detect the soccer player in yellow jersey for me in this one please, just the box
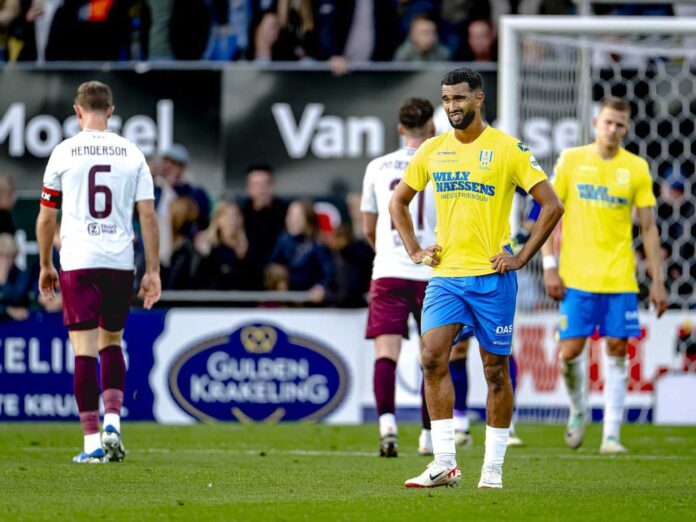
[390,67,564,489]
[541,97,667,454]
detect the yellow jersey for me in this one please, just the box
[403,126,548,277]
[552,144,656,293]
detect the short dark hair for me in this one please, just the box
[441,67,483,90]
[74,81,113,112]
[246,164,274,176]
[599,96,631,115]
[399,98,434,129]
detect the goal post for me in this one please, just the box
[498,15,696,311]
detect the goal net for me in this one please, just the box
[498,17,696,424]
[499,16,696,312]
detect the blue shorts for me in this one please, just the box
[422,272,518,356]
[559,288,640,340]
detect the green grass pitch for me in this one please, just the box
[1,422,695,521]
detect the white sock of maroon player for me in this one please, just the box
[74,355,101,453]
[100,345,126,433]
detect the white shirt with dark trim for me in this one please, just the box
[41,129,154,271]
[360,147,436,282]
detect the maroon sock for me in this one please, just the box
[373,357,396,416]
[74,355,100,435]
[421,378,431,430]
[100,345,125,414]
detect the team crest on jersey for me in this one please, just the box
[479,150,494,170]
[616,168,630,184]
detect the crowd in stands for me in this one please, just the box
[0,0,685,66]
[142,151,374,307]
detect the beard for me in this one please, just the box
[448,110,476,130]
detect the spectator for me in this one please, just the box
[0,172,16,234]
[268,199,334,303]
[149,155,177,267]
[7,0,40,61]
[162,197,198,290]
[193,200,252,290]
[45,0,133,61]
[241,164,288,289]
[314,0,401,75]
[0,0,20,62]
[148,0,173,59]
[325,223,373,307]
[205,0,252,61]
[459,18,496,62]
[0,233,31,322]
[246,9,280,62]
[393,12,449,62]
[169,0,213,59]
[161,143,211,231]
[440,0,489,58]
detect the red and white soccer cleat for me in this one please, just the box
[404,461,461,488]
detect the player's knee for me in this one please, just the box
[483,363,509,394]
[421,345,448,376]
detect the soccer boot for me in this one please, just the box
[102,425,127,462]
[507,432,524,447]
[418,430,433,456]
[599,437,628,455]
[404,460,461,488]
[72,448,105,464]
[564,410,586,449]
[478,464,503,489]
[454,430,473,447]
[379,433,398,458]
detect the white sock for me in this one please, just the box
[561,357,586,415]
[378,413,397,437]
[104,413,121,433]
[483,425,509,470]
[431,419,456,467]
[453,409,470,432]
[603,355,627,441]
[84,432,102,454]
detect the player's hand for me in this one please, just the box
[38,266,60,299]
[411,245,442,267]
[543,268,566,301]
[649,282,668,318]
[138,271,162,310]
[490,250,525,274]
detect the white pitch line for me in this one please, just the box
[19,447,695,460]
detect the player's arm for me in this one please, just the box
[389,181,441,266]
[136,199,161,309]
[362,212,377,250]
[36,205,59,299]
[491,180,563,273]
[637,206,667,317]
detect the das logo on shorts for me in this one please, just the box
[168,323,349,422]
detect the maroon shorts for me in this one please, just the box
[366,278,428,339]
[59,268,135,331]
